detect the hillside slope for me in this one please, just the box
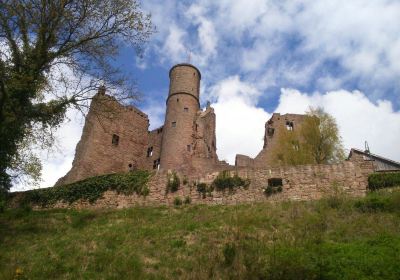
[1,189,400,279]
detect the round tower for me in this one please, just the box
[160,63,201,170]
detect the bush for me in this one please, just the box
[184,196,191,204]
[223,243,236,266]
[0,190,7,213]
[196,183,213,198]
[354,190,400,213]
[368,172,400,190]
[166,172,180,193]
[20,170,151,207]
[212,171,249,191]
[173,197,182,206]
[263,185,282,196]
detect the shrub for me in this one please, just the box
[182,176,188,185]
[354,190,400,213]
[196,183,213,198]
[223,243,236,266]
[263,185,282,196]
[0,200,5,213]
[20,170,151,207]
[173,197,182,206]
[212,170,249,191]
[184,196,191,204]
[166,172,180,193]
[0,190,7,213]
[368,172,400,190]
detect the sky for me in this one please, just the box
[12,0,400,191]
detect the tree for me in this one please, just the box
[271,107,345,166]
[0,0,153,190]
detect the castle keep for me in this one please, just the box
[58,64,229,185]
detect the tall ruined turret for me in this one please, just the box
[159,64,201,170]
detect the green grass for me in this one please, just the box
[1,189,400,279]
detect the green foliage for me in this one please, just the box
[0,190,7,213]
[272,107,345,166]
[196,183,213,198]
[355,190,400,213]
[263,185,283,196]
[184,196,191,204]
[212,170,249,191]
[368,172,400,190]
[0,0,153,191]
[19,171,151,207]
[166,172,180,193]
[173,197,183,206]
[223,243,236,266]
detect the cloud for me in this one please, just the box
[209,76,269,163]
[162,24,187,63]
[11,109,85,191]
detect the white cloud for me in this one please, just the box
[11,109,85,192]
[162,24,187,63]
[209,76,269,163]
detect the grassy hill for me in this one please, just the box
[1,189,400,280]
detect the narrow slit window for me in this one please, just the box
[187,145,191,152]
[112,134,119,146]
[147,147,153,157]
[153,158,160,170]
[172,121,176,127]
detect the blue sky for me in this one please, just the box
[12,0,400,190]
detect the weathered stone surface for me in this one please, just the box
[31,160,374,210]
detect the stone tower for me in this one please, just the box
[160,63,201,170]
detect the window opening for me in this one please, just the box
[267,128,275,136]
[184,107,188,112]
[147,147,153,157]
[177,98,179,102]
[112,134,119,146]
[286,121,294,131]
[172,121,176,127]
[187,145,191,152]
[153,158,160,170]
[268,178,283,187]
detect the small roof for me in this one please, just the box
[349,148,400,168]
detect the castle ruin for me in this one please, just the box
[57,63,399,194]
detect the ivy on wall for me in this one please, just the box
[18,170,152,207]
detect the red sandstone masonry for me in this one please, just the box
[22,160,374,210]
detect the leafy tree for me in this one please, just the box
[0,0,153,190]
[271,107,345,166]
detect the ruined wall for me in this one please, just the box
[253,113,307,168]
[43,160,374,209]
[190,105,221,173]
[56,91,150,185]
[145,126,163,171]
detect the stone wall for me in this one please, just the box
[37,159,374,209]
[56,92,150,185]
[145,126,163,170]
[253,113,307,168]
